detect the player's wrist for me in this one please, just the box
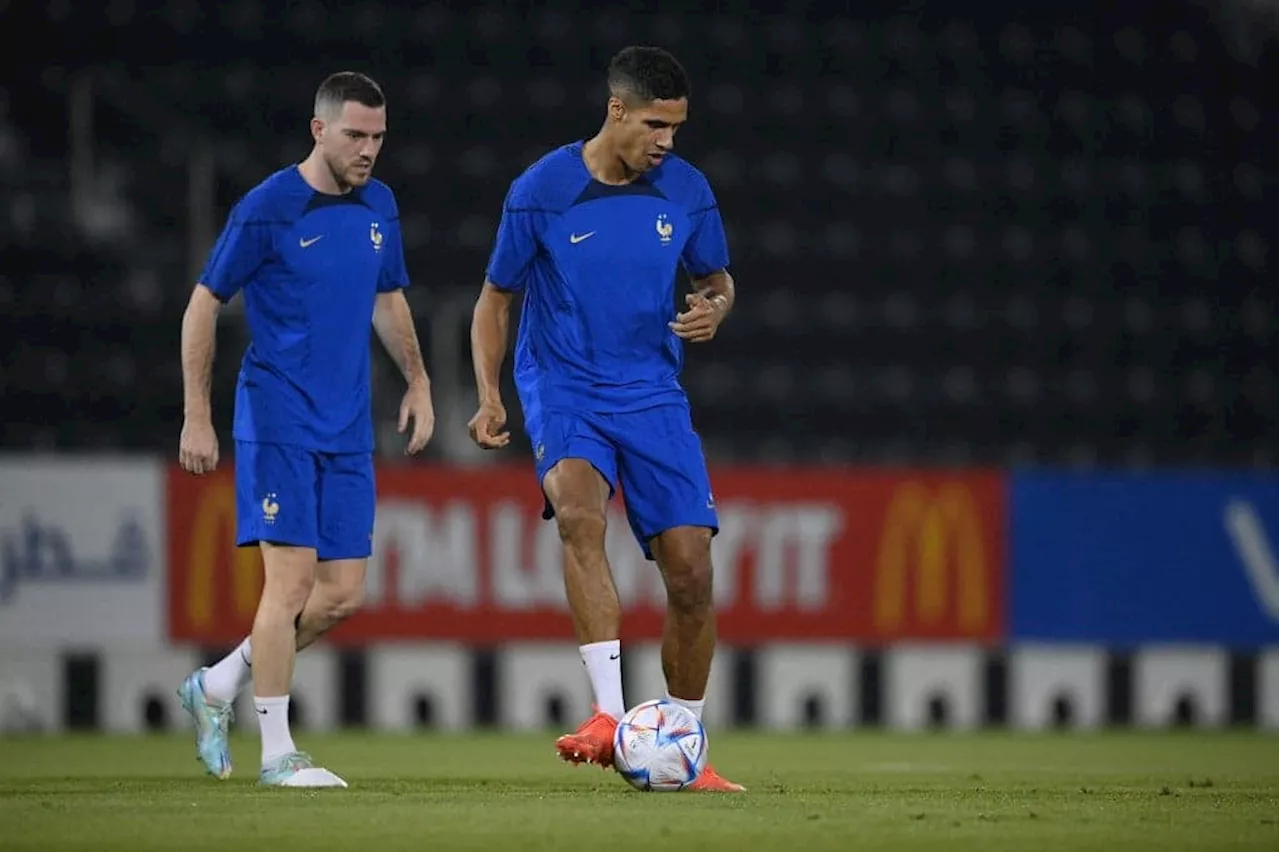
[182,402,213,421]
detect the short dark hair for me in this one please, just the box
[314,71,385,118]
[607,46,690,103]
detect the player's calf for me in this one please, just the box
[251,548,315,696]
[295,563,366,650]
[544,460,622,646]
[651,526,716,700]
[249,544,317,772]
[556,505,621,642]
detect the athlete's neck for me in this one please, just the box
[297,149,351,196]
[582,133,640,186]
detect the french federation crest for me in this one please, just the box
[261,493,280,525]
[370,222,383,252]
[655,213,673,245]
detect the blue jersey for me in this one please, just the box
[485,142,729,414]
[199,166,409,453]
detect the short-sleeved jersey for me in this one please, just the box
[485,142,729,415]
[199,166,409,453]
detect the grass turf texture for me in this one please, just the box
[0,731,1274,851]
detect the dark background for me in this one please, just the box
[3,0,1275,469]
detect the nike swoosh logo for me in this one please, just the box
[300,235,324,247]
[569,231,596,244]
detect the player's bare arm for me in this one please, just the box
[179,283,222,475]
[467,280,515,449]
[670,269,734,343]
[373,289,435,455]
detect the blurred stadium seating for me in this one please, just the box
[3,0,1275,467]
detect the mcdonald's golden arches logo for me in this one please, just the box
[874,480,990,635]
[184,479,262,630]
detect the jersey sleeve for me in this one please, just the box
[377,197,410,293]
[680,175,730,279]
[484,175,542,291]
[199,199,272,302]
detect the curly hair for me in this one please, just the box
[607,46,690,103]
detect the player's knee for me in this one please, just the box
[324,581,365,622]
[664,559,713,614]
[260,552,317,616]
[554,504,607,552]
[262,571,315,617]
[658,532,714,614]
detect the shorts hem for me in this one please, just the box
[637,521,720,561]
[235,536,319,550]
[316,549,374,562]
[233,437,375,456]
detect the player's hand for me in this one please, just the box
[399,381,436,455]
[669,292,725,343]
[179,418,219,475]
[468,399,510,450]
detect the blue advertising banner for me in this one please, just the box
[1011,471,1277,646]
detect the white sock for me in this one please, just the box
[254,695,297,765]
[579,640,626,720]
[203,638,253,704]
[666,693,705,721]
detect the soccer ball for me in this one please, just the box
[612,699,708,791]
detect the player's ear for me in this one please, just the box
[310,117,325,144]
[607,96,626,124]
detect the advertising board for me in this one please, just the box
[167,465,1005,645]
[0,457,165,643]
[1010,471,1277,646]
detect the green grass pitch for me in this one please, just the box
[0,731,1274,851]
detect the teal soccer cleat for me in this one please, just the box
[177,668,234,780]
[259,751,348,788]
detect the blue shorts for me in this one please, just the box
[528,404,719,560]
[234,441,376,561]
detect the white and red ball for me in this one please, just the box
[612,699,708,791]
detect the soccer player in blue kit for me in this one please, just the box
[468,47,743,792]
[175,72,434,788]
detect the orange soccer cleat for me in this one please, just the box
[554,707,619,767]
[687,765,746,792]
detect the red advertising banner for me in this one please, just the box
[166,466,1006,645]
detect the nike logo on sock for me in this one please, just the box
[609,653,621,660]
[256,708,268,714]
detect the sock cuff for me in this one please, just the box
[579,639,620,654]
[253,695,290,708]
[666,693,705,709]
